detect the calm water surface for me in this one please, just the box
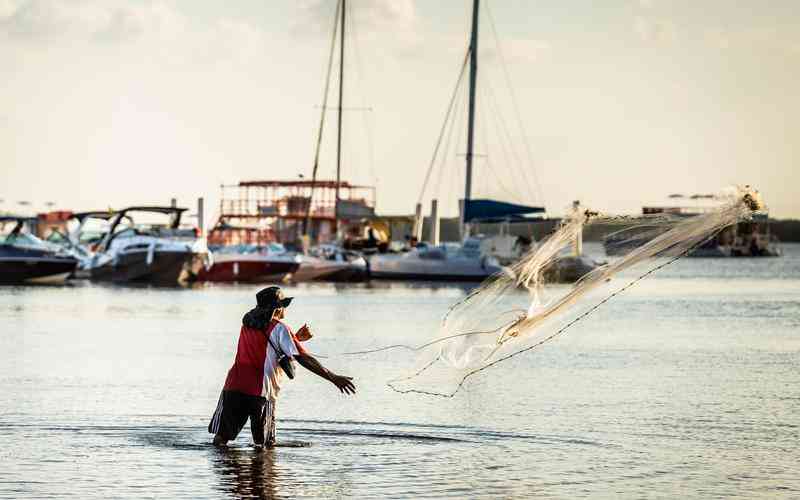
[1,243,798,498]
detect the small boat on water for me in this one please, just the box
[197,243,301,283]
[604,197,781,258]
[292,245,368,282]
[368,238,502,282]
[85,206,201,285]
[0,216,78,284]
[542,255,599,283]
[603,225,662,257]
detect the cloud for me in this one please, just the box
[198,18,265,63]
[705,28,730,50]
[293,0,416,35]
[704,26,800,56]
[0,0,186,43]
[633,16,676,44]
[0,0,77,40]
[0,0,271,69]
[484,38,551,65]
[291,0,423,55]
[92,3,186,44]
[0,0,20,18]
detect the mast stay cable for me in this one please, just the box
[416,49,471,207]
[478,82,521,202]
[304,0,342,236]
[485,0,545,207]
[482,72,534,203]
[433,73,466,207]
[348,8,378,190]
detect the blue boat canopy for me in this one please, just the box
[463,199,545,223]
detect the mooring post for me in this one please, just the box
[197,197,204,236]
[431,199,440,246]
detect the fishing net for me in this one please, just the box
[382,185,764,397]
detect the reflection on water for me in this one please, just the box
[212,448,280,500]
[1,244,799,498]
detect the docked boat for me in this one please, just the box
[603,197,781,258]
[197,243,301,283]
[368,238,502,282]
[292,245,368,282]
[0,216,78,284]
[86,206,201,285]
[603,225,664,257]
[542,255,598,283]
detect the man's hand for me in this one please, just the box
[295,353,357,396]
[330,374,356,395]
[296,324,313,342]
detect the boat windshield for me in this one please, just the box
[0,230,51,250]
[215,243,287,255]
[107,210,188,242]
[107,224,186,242]
[263,243,286,254]
[417,247,447,260]
[68,217,113,246]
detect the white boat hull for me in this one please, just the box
[368,253,502,282]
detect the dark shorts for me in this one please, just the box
[208,390,276,445]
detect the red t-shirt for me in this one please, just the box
[223,320,306,397]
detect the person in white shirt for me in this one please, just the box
[210,286,355,448]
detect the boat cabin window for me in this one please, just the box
[69,217,113,246]
[111,227,138,240]
[460,239,482,258]
[109,211,184,241]
[0,230,49,250]
[419,247,446,260]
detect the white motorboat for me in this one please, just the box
[291,245,368,282]
[86,206,201,285]
[603,199,782,258]
[368,238,503,282]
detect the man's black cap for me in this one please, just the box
[256,286,293,309]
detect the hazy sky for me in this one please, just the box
[1,0,798,223]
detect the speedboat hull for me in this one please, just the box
[291,261,367,282]
[0,246,78,284]
[367,253,502,282]
[89,249,195,285]
[197,255,300,283]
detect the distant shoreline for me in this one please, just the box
[403,217,800,243]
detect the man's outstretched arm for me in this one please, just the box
[295,353,356,395]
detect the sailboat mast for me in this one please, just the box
[465,0,479,202]
[335,0,346,211]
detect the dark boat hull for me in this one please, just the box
[291,262,368,282]
[89,250,195,285]
[0,245,78,284]
[317,266,368,282]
